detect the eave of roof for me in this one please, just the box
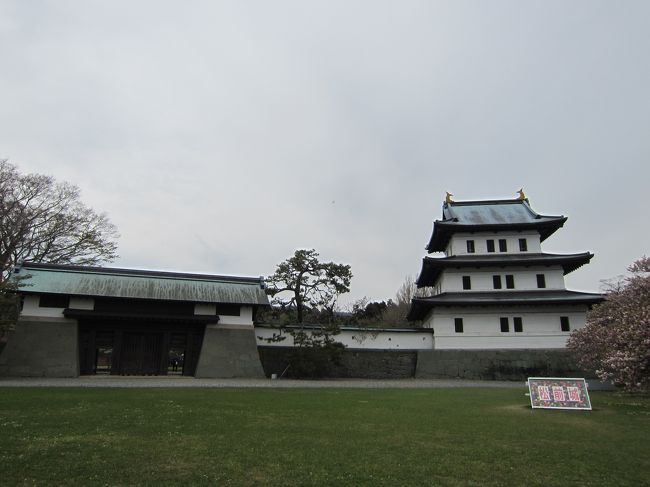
[406,290,604,321]
[63,309,221,324]
[13,262,270,306]
[425,199,567,252]
[416,252,594,287]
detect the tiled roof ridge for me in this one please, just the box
[442,198,564,223]
[445,197,525,206]
[16,261,264,285]
[422,251,593,261]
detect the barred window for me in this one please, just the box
[493,275,502,289]
[454,318,464,333]
[500,317,509,332]
[560,316,570,332]
[519,238,528,251]
[462,276,472,290]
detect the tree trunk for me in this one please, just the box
[295,273,303,323]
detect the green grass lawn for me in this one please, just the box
[0,387,648,486]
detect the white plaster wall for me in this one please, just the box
[439,267,566,292]
[193,304,254,327]
[448,231,542,256]
[421,306,587,349]
[218,306,255,327]
[21,295,65,318]
[255,327,434,350]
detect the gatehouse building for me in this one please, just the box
[0,263,268,377]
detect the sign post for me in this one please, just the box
[527,377,592,411]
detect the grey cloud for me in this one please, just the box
[1,1,648,303]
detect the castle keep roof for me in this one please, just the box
[426,199,566,252]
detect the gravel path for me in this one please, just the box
[0,376,527,389]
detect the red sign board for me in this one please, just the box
[527,378,592,410]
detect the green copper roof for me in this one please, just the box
[442,199,559,225]
[13,262,269,306]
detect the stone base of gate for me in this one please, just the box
[194,325,265,378]
[0,318,79,377]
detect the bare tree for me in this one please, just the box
[378,275,434,327]
[0,160,119,281]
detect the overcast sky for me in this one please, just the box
[1,1,648,307]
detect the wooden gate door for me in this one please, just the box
[78,328,95,375]
[120,332,163,375]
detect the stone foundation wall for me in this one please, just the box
[415,349,589,381]
[195,326,265,378]
[0,318,79,377]
[258,347,417,379]
[258,348,584,380]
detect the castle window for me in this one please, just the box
[215,304,241,316]
[493,275,502,289]
[505,275,515,289]
[500,317,509,332]
[454,318,464,333]
[560,316,571,332]
[514,317,523,332]
[499,239,508,252]
[466,240,475,253]
[536,274,546,288]
[462,276,472,290]
[39,294,69,308]
[519,238,528,251]
[487,240,495,253]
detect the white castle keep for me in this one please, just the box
[407,192,602,350]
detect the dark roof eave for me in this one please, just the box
[426,218,568,252]
[406,291,604,321]
[416,252,594,287]
[63,309,222,323]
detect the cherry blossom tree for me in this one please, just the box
[567,256,650,391]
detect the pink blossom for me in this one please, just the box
[567,256,650,392]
